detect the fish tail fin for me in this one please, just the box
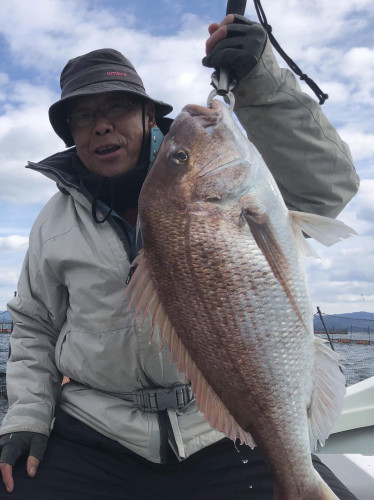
[308,337,346,450]
[289,211,357,258]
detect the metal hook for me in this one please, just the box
[207,69,237,111]
[207,89,235,111]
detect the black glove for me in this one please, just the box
[0,432,48,466]
[202,15,267,82]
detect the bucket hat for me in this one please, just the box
[49,48,173,147]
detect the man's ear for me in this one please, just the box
[146,103,156,128]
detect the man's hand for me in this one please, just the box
[0,432,48,493]
[203,14,267,82]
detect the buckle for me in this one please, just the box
[133,384,195,412]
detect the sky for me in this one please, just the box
[0,0,373,316]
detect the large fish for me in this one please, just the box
[128,100,355,499]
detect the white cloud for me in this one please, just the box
[334,180,374,238]
[341,47,374,105]
[0,80,64,204]
[0,1,137,71]
[306,230,374,314]
[304,177,374,314]
[338,128,374,162]
[0,264,23,308]
[319,81,350,104]
[353,180,374,230]
[343,47,374,76]
[0,285,18,312]
[247,0,372,50]
[0,235,29,252]
[0,267,21,284]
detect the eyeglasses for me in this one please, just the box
[66,97,141,130]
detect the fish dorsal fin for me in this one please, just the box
[308,337,346,450]
[126,250,256,448]
[289,211,357,258]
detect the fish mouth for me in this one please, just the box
[182,102,222,134]
[181,100,252,177]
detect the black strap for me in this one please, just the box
[131,384,195,413]
[253,0,329,104]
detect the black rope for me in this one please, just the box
[253,0,329,104]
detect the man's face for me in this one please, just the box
[66,92,156,177]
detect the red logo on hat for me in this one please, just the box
[107,71,127,77]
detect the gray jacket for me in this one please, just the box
[1,40,359,463]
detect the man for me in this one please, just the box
[0,15,359,499]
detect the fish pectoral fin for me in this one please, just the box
[289,211,357,256]
[308,337,346,451]
[125,251,256,448]
[242,209,305,326]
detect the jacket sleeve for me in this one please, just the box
[233,39,360,217]
[0,236,68,436]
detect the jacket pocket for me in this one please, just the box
[55,327,143,394]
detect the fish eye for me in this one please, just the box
[171,149,189,165]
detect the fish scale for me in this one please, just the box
[127,100,355,499]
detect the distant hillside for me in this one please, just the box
[0,311,11,323]
[314,311,374,332]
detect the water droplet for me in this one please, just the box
[233,440,248,464]
[248,484,253,489]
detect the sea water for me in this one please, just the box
[315,330,374,386]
